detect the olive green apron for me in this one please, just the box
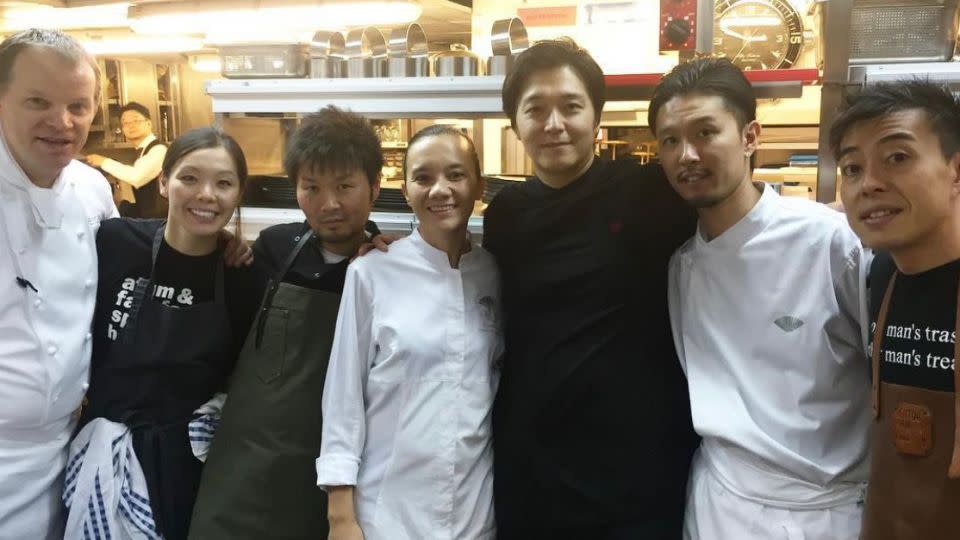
[189,232,342,539]
[860,272,960,540]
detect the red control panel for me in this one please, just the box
[659,0,699,52]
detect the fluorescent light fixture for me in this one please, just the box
[129,0,422,35]
[188,54,223,73]
[80,35,205,55]
[1,3,129,31]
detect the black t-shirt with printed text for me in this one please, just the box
[92,218,263,376]
[869,250,959,392]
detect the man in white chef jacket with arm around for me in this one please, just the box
[0,29,116,539]
[650,57,872,539]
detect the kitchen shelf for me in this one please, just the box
[851,62,960,86]
[158,100,174,106]
[99,142,135,149]
[382,141,408,148]
[606,69,821,100]
[207,76,509,117]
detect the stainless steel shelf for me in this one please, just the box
[207,76,507,117]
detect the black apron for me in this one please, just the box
[83,224,234,540]
[119,139,167,219]
[189,232,344,540]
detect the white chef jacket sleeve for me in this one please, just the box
[667,249,687,372]
[100,144,166,189]
[831,226,871,357]
[316,262,374,489]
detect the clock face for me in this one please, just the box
[713,0,804,70]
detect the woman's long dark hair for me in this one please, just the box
[162,127,248,239]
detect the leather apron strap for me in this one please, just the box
[872,273,898,419]
[873,270,960,479]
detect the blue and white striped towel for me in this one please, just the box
[63,418,161,540]
[188,392,227,463]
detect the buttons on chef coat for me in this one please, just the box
[314,272,321,278]
[77,229,85,240]
[85,332,92,342]
[294,235,302,242]
[47,343,58,355]
[33,298,42,308]
[84,279,94,289]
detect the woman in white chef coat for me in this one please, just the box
[317,125,501,540]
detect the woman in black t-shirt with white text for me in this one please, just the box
[73,127,260,540]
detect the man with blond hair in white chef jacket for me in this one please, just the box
[650,57,872,539]
[0,29,116,539]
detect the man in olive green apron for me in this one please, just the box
[832,79,960,539]
[189,106,383,539]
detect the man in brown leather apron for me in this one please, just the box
[831,79,960,539]
[188,106,382,539]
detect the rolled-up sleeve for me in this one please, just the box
[316,263,373,489]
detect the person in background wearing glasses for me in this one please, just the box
[86,101,168,218]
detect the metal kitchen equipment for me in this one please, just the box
[309,30,345,78]
[814,0,960,64]
[487,17,529,76]
[433,43,482,77]
[219,42,308,79]
[345,27,388,78]
[387,23,430,77]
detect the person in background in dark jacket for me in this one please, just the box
[483,38,699,539]
[86,101,168,218]
[189,105,381,540]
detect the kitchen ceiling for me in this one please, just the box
[0,0,473,49]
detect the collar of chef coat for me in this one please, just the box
[0,127,68,229]
[693,182,775,253]
[408,226,477,269]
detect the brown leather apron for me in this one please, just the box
[860,272,960,540]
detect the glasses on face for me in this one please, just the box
[121,119,146,127]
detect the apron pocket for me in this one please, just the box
[256,307,289,383]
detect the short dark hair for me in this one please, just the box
[0,28,101,101]
[402,124,481,182]
[829,79,960,161]
[283,106,383,186]
[648,57,756,135]
[162,127,249,237]
[502,38,605,130]
[120,101,151,120]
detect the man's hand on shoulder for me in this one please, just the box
[220,229,254,267]
[353,234,398,260]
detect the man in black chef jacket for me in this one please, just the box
[188,106,381,539]
[483,38,699,538]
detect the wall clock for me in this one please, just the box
[713,0,805,70]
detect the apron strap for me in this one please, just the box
[949,273,960,478]
[125,224,226,343]
[253,230,315,348]
[872,272,898,419]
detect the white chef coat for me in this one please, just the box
[668,184,871,512]
[0,128,117,539]
[317,228,502,540]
